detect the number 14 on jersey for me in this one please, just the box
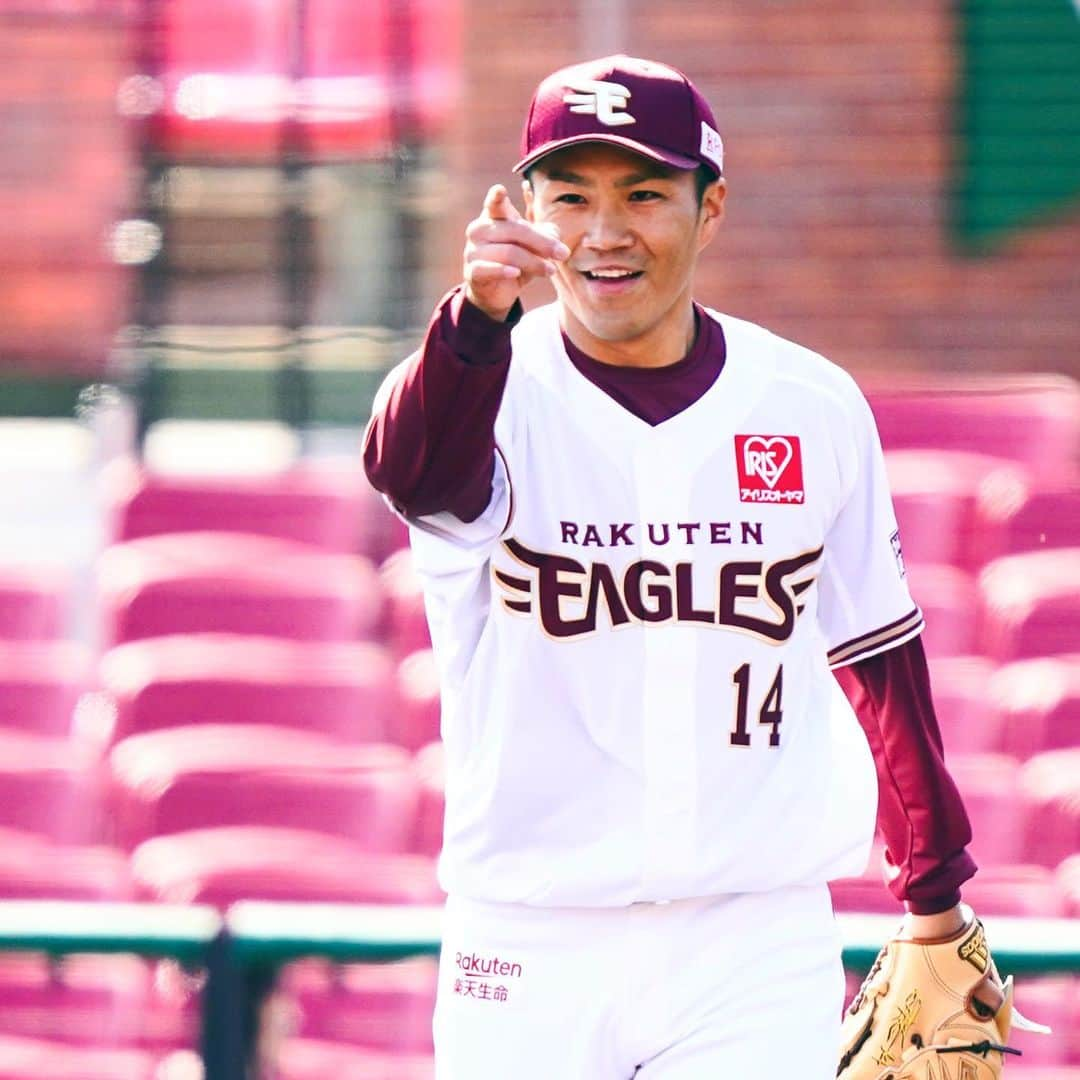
[730,664,783,747]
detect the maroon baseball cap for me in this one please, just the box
[513,55,724,178]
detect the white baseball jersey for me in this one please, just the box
[376,304,922,907]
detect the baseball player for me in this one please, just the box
[365,55,1034,1080]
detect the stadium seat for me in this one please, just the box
[867,375,1080,480]
[109,723,419,851]
[104,460,371,553]
[959,864,1068,917]
[1004,977,1074,1066]
[275,1039,434,1080]
[100,633,396,743]
[0,728,106,845]
[0,566,70,641]
[1018,750,1080,868]
[0,954,150,1047]
[0,1035,158,1079]
[380,551,431,657]
[0,836,132,900]
[989,655,1080,759]
[978,549,1080,661]
[904,564,979,660]
[0,641,91,737]
[975,477,1080,566]
[925,656,1001,756]
[885,450,1028,572]
[131,826,442,907]
[282,958,437,1051]
[413,741,444,859]
[1059,854,1080,918]
[948,753,1026,867]
[98,532,384,645]
[394,650,441,752]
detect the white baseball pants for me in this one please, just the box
[433,882,844,1079]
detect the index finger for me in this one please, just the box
[483,184,523,223]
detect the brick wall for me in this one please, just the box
[431,0,1080,378]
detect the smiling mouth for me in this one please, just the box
[581,269,644,282]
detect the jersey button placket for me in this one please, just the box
[633,440,698,899]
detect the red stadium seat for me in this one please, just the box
[0,566,70,641]
[109,724,419,851]
[0,642,91,737]
[1019,750,1080,868]
[98,532,384,645]
[867,375,1080,480]
[948,753,1026,867]
[989,655,1080,759]
[104,460,371,553]
[975,478,1080,566]
[394,650,441,752]
[0,729,106,845]
[413,741,444,859]
[380,551,431,658]
[0,954,150,1047]
[275,1039,434,1080]
[886,451,1028,572]
[904,564,979,660]
[925,656,1001,756]
[1059,854,1080,918]
[0,838,132,901]
[132,826,442,906]
[100,633,396,743]
[282,958,436,1052]
[0,1035,158,1079]
[1005,977,1074,1066]
[979,550,1080,661]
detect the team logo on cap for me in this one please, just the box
[735,435,805,504]
[563,79,636,126]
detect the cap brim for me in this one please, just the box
[513,133,700,174]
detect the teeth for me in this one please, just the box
[589,269,636,279]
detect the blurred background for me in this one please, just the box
[0,0,1077,1078]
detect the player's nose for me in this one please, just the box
[580,205,633,251]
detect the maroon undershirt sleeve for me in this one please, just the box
[362,286,521,522]
[834,635,977,914]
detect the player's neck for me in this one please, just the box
[560,300,697,370]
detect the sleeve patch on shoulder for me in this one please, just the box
[890,529,907,579]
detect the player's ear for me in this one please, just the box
[697,178,726,251]
[522,177,535,221]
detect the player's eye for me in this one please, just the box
[628,189,663,202]
[553,192,586,205]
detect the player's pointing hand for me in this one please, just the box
[464,184,570,323]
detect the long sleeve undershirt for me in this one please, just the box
[363,286,977,914]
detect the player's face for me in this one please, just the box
[523,143,725,366]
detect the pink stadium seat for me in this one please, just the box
[394,650,441,752]
[925,656,1001,756]
[0,567,69,641]
[885,451,1028,572]
[100,634,396,743]
[380,551,431,658]
[0,642,91,737]
[904,564,979,660]
[356,484,410,564]
[0,1035,158,1079]
[282,958,437,1051]
[0,728,105,845]
[276,1039,434,1080]
[1059,854,1080,918]
[960,864,1067,917]
[975,478,1080,566]
[948,753,1026,867]
[0,836,132,900]
[867,375,1080,479]
[98,532,384,645]
[104,461,370,553]
[1019,750,1080,868]
[132,826,442,907]
[109,724,419,851]
[413,741,444,859]
[979,549,1080,661]
[1005,977,1074,1066]
[990,655,1080,759]
[0,954,150,1047]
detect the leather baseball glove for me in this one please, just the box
[837,910,1047,1079]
